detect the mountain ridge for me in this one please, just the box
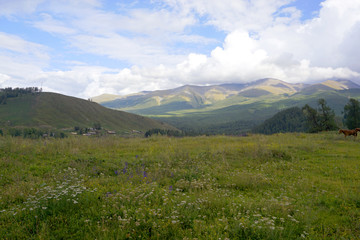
[93,78,359,110]
[92,78,360,134]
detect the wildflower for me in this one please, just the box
[169,185,173,192]
[122,162,127,173]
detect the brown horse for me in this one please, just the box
[338,128,360,137]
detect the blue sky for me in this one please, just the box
[0,0,359,98]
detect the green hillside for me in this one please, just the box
[0,92,176,133]
[252,107,308,134]
[93,79,360,134]
[150,89,360,134]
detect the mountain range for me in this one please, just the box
[93,78,360,133]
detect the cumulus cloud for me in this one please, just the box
[0,73,10,86]
[0,32,49,86]
[1,0,360,98]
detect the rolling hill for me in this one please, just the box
[93,79,360,134]
[0,92,176,133]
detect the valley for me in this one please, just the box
[93,79,360,134]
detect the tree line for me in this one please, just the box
[0,87,42,104]
[0,128,66,139]
[253,98,360,134]
[144,129,183,137]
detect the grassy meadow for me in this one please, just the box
[1,132,360,239]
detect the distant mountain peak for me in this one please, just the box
[93,78,360,115]
[320,79,360,90]
[242,78,304,95]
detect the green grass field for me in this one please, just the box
[1,133,360,239]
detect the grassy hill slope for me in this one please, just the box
[0,92,176,132]
[152,89,360,133]
[93,79,360,133]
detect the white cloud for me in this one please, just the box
[0,0,44,17]
[24,0,210,67]
[1,0,360,99]
[32,13,77,35]
[0,32,49,86]
[259,0,360,69]
[0,73,10,86]
[164,0,296,32]
[0,32,49,60]
[170,30,359,85]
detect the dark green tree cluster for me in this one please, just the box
[8,128,22,137]
[22,128,45,139]
[253,99,341,135]
[252,107,307,134]
[302,99,337,133]
[0,87,41,104]
[74,126,91,134]
[7,128,66,138]
[343,98,360,129]
[144,129,182,137]
[93,122,102,130]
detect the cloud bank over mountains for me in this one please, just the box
[0,0,359,98]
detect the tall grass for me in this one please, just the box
[0,132,359,239]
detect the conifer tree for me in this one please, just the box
[317,98,337,131]
[302,99,337,132]
[343,98,360,129]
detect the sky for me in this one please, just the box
[1,0,360,98]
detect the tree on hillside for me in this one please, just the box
[302,104,321,133]
[317,98,337,131]
[302,99,337,133]
[252,107,307,134]
[93,122,102,130]
[343,98,360,129]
